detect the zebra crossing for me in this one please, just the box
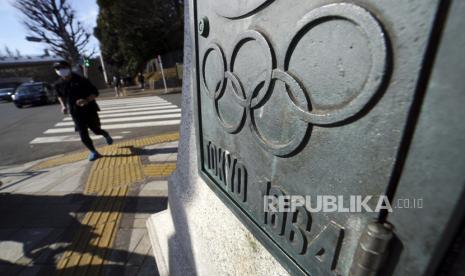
[30,96,181,144]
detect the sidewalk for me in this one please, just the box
[0,132,179,275]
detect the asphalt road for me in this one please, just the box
[0,93,182,166]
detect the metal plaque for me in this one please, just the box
[190,0,462,275]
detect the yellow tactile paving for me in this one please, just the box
[143,162,177,177]
[32,152,89,170]
[32,132,179,170]
[85,164,144,194]
[54,132,180,275]
[56,187,127,276]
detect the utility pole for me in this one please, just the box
[99,52,109,84]
[158,55,168,94]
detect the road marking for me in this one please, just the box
[30,135,124,144]
[55,113,182,126]
[98,105,178,114]
[45,120,181,134]
[31,96,181,145]
[97,100,168,108]
[97,96,165,104]
[99,102,172,111]
[98,98,167,104]
[62,108,182,120]
[97,98,166,104]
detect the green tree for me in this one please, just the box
[94,0,183,75]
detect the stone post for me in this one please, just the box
[146,1,289,275]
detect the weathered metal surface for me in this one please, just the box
[349,221,393,276]
[385,0,465,274]
[190,0,463,275]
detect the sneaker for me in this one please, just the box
[88,151,101,161]
[105,135,113,145]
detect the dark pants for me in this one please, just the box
[73,112,109,152]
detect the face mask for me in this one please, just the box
[56,68,71,77]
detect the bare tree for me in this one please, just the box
[14,0,93,64]
[4,46,15,57]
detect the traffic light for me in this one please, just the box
[84,57,91,67]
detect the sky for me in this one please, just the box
[0,0,100,56]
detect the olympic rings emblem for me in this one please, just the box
[201,3,388,156]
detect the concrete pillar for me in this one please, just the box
[146,1,289,275]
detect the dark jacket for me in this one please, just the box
[54,73,100,115]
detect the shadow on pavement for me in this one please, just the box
[0,192,167,275]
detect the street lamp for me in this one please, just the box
[24,36,102,79]
[25,36,42,42]
[25,36,85,76]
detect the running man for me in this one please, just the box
[53,61,113,161]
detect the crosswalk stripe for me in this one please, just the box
[44,120,181,134]
[97,99,168,107]
[97,97,165,104]
[55,113,182,126]
[98,105,178,114]
[99,102,172,111]
[98,96,163,102]
[63,108,182,120]
[30,135,124,144]
[97,102,168,109]
[31,96,181,145]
